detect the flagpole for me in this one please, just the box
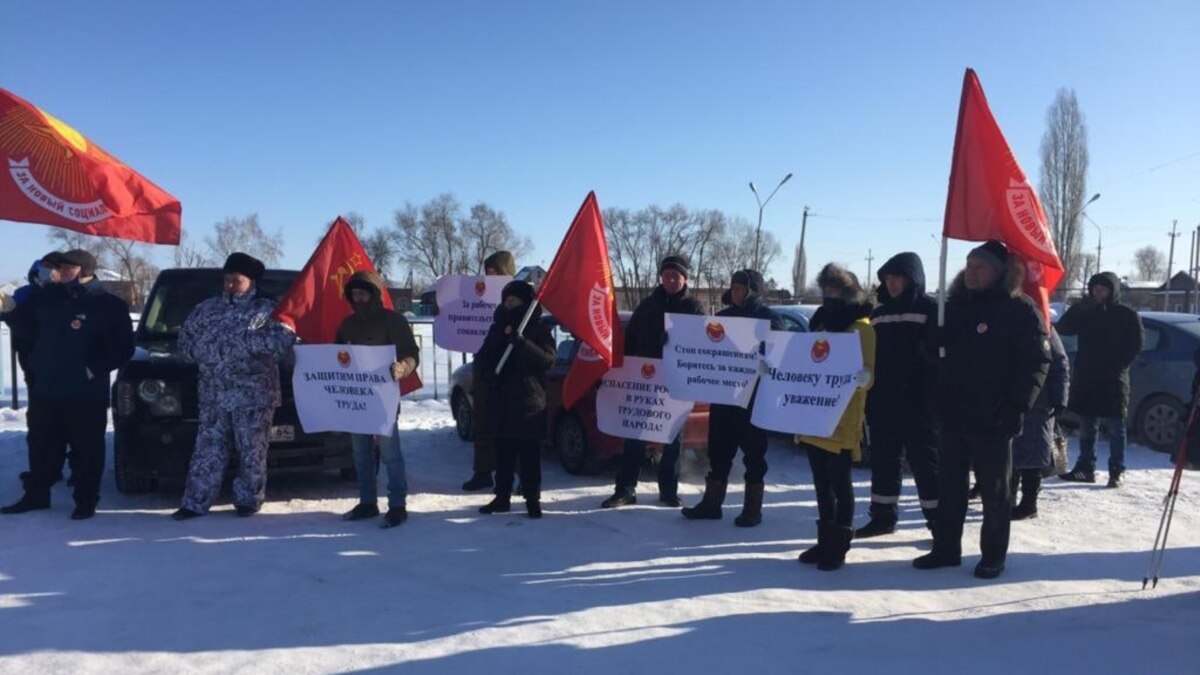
[937,234,948,358]
[494,300,541,375]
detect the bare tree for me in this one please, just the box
[391,194,470,286]
[707,218,781,289]
[173,231,212,268]
[362,230,396,278]
[45,227,92,253]
[1039,88,1090,287]
[204,214,284,265]
[341,211,366,235]
[1133,245,1166,281]
[44,228,158,307]
[1077,252,1098,287]
[459,202,532,273]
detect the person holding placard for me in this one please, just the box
[795,264,875,571]
[857,252,941,538]
[335,271,420,528]
[462,250,518,492]
[682,269,781,526]
[913,241,1049,580]
[601,255,704,509]
[474,280,556,519]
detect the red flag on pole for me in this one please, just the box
[274,217,422,394]
[536,191,617,365]
[943,68,1063,326]
[561,297,623,410]
[0,87,181,244]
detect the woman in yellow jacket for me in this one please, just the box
[795,263,876,571]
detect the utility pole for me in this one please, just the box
[1165,220,1179,311]
[865,249,875,287]
[796,205,810,297]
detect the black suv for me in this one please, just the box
[111,268,353,494]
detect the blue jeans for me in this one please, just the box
[614,437,680,498]
[350,424,407,509]
[1078,415,1127,474]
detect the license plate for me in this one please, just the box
[269,425,295,443]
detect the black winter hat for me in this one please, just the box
[731,269,765,295]
[60,249,98,277]
[501,280,535,305]
[659,255,689,279]
[967,240,1008,273]
[41,250,66,267]
[223,252,266,282]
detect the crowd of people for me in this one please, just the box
[0,240,1152,580]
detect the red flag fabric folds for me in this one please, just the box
[274,217,422,395]
[943,68,1063,325]
[0,87,181,244]
[561,298,623,410]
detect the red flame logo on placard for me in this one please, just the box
[337,350,352,368]
[641,362,656,380]
[811,339,830,363]
[705,321,725,342]
[474,279,487,297]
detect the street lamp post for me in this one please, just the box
[750,173,793,271]
[1071,192,1101,292]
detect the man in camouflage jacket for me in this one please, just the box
[173,253,295,519]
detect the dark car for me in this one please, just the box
[450,313,710,474]
[110,268,353,494]
[1057,311,1200,452]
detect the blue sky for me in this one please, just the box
[2,0,1198,288]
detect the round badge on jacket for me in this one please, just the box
[70,319,82,330]
[976,322,988,334]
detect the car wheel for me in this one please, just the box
[556,413,593,475]
[452,388,474,442]
[113,430,157,494]
[1136,394,1186,453]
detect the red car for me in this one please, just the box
[449,313,710,474]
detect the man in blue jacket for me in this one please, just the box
[1,249,134,520]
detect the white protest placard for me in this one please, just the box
[750,332,863,438]
[663,313,769,408]
[292,344,401,436]
[596,356,695,444]
[433,274,512,353]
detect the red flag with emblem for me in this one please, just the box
[943,68,1063,326]
[274,217,422,394]
[561,297,623,409]
[0,87,181,244]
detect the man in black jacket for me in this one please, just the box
[682,269,781,526]
[857,252,940,538]
[1056,272,1143,488]
[602,255,704,508]
[914,241,1050,579]
[1,249,134,520]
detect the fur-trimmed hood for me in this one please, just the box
[947,257,1025,302]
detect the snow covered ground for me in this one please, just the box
[0,402,1197,674]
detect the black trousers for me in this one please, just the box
[495,437,541,501]
[867,417,939,521]
[27,400,107,506]
[935,428,1013,564]
[706,405,769,485]
[806,445,855,527]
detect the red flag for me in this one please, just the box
[537,192,617,366]
[0,87,181,244]
[274,217,422,395]
[561,298,623,410]
[943,68,1063,326]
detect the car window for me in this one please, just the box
[555,339,577,364]
[141,270,296,337]
[1143,326,1162,352]
[778,313,807,332]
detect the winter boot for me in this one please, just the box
[171,507,203,521]
[381,507,408,528]
[1059,466,1096,483]
[1106,471,1124,489]
[734,482,765,528]
[343,502,381,521]
[1011,472,1040,521]
[913,545,962,570]
[479,495,511,514]
[854,505,898,538]
[682,478,727,520]
[70,503,97,521]
[657,480,681,507]
[526,500,543,519]
[601,492,637,509]
[462,472,494,492]
[817,524,853,571]
[235,505,259,518]
[798,521,827,565]
[1,494,50,514]
[974,560,1006,579]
